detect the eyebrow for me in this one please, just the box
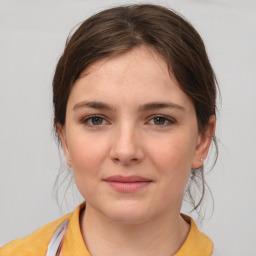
[138,102,185,112]
[73,101,114,111]
[73,101,185,112]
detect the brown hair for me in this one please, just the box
[53,4,218,213]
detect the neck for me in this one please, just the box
[80,205,190,256]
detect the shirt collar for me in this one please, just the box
[62,203,213,256]
[174,214,213,256]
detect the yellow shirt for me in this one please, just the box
[1,203,213,256]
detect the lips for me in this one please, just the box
[103,175,152,192]
[104,175,152,182]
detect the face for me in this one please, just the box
[59,46,214,224]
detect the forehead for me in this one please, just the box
[80,46,170,79]
[68,46,193,111]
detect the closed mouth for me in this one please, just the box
[103,175,152,183]
[103,175,152,192]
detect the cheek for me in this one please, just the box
[148,134,195,180]
[68,134,110,200]
[68,133,109,175]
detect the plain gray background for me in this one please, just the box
[0,0,256,255]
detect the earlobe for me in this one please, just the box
[57,123,72,167]
[192,115,216,169]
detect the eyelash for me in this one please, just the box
[147,115,175,127]
[81,115,109,127]
[81,115,175,128]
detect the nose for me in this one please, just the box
[109,123,144,165]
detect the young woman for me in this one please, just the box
[1,4,218,256]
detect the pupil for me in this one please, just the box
[92,117,102,125]
[154,117,165,125]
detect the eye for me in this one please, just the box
[148,115,175,127]
[82,115,108,126]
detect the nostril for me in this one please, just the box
[111,156,141,165]
[113,157,120,163]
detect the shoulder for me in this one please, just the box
[0,213,72,256]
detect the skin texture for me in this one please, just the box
[58,46,215,256]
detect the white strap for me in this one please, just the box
[46,219,69,256]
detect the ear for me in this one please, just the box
[192,115,216,169]
[57,123,72,167]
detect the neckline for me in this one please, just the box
[61,203,213,256]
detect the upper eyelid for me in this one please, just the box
[80,114,176,124]
[81,114,110,124]
[147,114,176,122]
[146,116,176,128]
[82,114,107,120]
